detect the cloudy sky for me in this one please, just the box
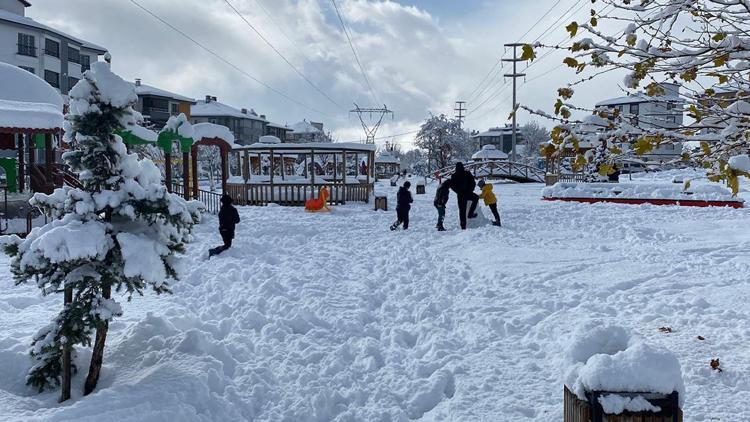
[29,0,627,149]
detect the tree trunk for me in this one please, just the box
[84,283,111,395]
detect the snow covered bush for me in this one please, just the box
[415,114,472,171]
[0,62,201,395]
[524,0,750,194]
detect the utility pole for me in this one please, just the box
[454,101,466,128]
[502,43,526,163]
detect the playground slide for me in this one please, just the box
[304,187,330,212]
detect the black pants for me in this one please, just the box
[395,207,410,229]
[457,193,479,229]
[220,230,234,249]
[489,203,501,224]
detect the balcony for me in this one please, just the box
[17,45,37,57]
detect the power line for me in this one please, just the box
[331,0,380,105]
[515,0,563,42]
[222,0,345,111]
[128,0,330,117]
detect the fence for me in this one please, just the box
[225,182,372,206]
[172,182,222,214]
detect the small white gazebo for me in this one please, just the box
[472,144,508,161]
[375,150,400,178]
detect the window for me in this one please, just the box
[629,103,639,115]
[44,38,59,57]
[68,76,79,89]
[17,33,36,57]
[666,116,676,124]
[170,103,179,115]
[666,102,674,110]
[19,66,35,74]
[44,70,60,88]
[68,47,81,64]
[80,55,91,72]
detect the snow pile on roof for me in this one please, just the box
[543,182,742,202]
[376,151,400,164]
[121,121,158,143]
[565,324,685,409]
[132,81,195,103]
[191,100,263,120]
[259,135,281,144]
[163,114,194,139]
[192,123,236,145]
[290,120,321,134]
[729,154,750,173]
[0,9,106,52]
[0,62,63,130]
[472,144,508,160]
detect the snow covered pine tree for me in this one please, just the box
[0,62,201,398]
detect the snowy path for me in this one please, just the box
[1,172,750,421]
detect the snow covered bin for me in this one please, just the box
[563,324,684,422]
[415,181,426,194]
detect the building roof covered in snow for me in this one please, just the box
[132,81,195,103]
[375,151,400,164]
[191,98,266,121]
[472,144,508,160]
[472,125,520,138]
[290,120,322,134]
[0,9,107,53]
[237,141,376,153]
[0,61,63,130]
[267,121,289,130]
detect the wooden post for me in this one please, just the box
[341,150,347,204]
[220,148,227,194]
[365,151,371,202]
[60,285,72,402]
[165,153,172,192]
[44,134,53,191]
[269,149,274,203]
[17,133,24,193]
[191,147,199,200]
[243,150,250,182]
[333,153,337,183]
[182,151,190,200]
[310,149,315,202]
[280,153,285,181]
[304,154,308,178]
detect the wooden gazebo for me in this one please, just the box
[375,151,401,179]
[227,141,376,206]
[0,62,66,195]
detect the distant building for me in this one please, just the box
[289,120,329,143]
[191,96,267,145]
[471,125,524,154]
[595,82,684,158]
[264,120,290,140]
[132,79,195,130]
[0,0,107,96]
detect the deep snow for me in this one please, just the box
[1,170,750,421]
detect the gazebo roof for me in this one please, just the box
[236,142,376,154]
[472,144,508,160]
[0,62,63,131]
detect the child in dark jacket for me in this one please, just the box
[390,181,413,230]
[210,195,241,257]
[433,180,451,231]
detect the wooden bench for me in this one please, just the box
[564,386,682,422]
[374,195,387,211]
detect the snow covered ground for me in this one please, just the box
[2,170,750,421]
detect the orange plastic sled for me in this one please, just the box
[305,186,331,212]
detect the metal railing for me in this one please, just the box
[172,182,222,214]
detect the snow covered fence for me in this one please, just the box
[563,325,684,421]
[543,182,744,208]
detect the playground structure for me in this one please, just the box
[431,159,545,184]
[375,150,400,179]
[226,140,376,206]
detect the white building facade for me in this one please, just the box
[0,0,107,97]
[595,83,684,160]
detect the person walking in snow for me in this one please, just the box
[477,180,501,227]
[390,181,413,230]
[449,162,479,230]
[433,179,451,231]
[209,195,240,257]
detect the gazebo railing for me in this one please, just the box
[172,182,222,214]
[226,181,372,206]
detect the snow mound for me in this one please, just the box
[543,182,742,202]
[193,122,236,145]
[565,324,685,407]
[0,62,63,130]
[729,154,750,173]
[599,394,661,414]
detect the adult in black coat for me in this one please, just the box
[210,195,240,257]
[449,162,479,230]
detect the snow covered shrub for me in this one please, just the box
[1,62,201,394]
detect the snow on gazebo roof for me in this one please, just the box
[472,144,508,160]
[0,62,64,131]
[193,122,236,146]
[375,151,400,164]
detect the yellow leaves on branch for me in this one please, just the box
[680,67,697,82]
[714,53,729,67]
[563,57,579,68]
[626,33,637,46]
[645,82,666,97]
[598,163,615,176]
[633,137,655,155]
[712,33,727,42]
[521,44,536,61]
[572,154,587,172]
[558,87,574,100]
[541,143,557,158]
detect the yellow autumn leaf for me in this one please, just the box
[634,138,653,155]
[714,54,729,67]
[563,57,579,68]
[566,21,578,37]
[626,34,637,46]
[713,33,727,42]
[683,180,691,191]
[598,163,615,176]
[572,154,587,172]
[521,44,536,61]
[680,67,697,82]
[590,17,598,27]
[700,141,711,156]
